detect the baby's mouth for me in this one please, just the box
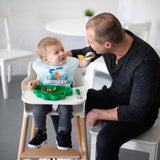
[60,56,66,61]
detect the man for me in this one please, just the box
[67,13,160,160]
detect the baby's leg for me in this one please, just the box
[56,105,73,150]
[28,104,52,148]
[33,104,52,132]
[57,105,72,132]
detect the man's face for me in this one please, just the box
[86,29,107,54]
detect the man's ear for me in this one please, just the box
[104,41,112,48]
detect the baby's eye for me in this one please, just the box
[61,48,64,52]
[55,51,59,54]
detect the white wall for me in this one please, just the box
[0,0,160,75]
[118,0,160,47]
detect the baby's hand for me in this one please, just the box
[28,80,37,90]
[79,52,96,68]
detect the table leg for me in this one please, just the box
[1,62,8,99]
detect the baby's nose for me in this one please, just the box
[60,51,65,56]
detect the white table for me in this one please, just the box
[45,18,86,37]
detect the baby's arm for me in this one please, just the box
[28,77,40,89]
[79,52,95,68]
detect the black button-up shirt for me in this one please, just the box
[72,30,160,123]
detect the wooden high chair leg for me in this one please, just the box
[80,117,89,160]
[74,115,83,158]
[30,117,36,139]
[17,116,29,160]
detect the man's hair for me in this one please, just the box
[37,37,61,58]
[86,13,125,44]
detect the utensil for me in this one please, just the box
[75,88,82,99]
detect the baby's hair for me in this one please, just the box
[37,37,61,58]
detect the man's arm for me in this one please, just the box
[118,61,160,122]
[86,107,118,126]
[66,46,100,60]
[66,50,72,57]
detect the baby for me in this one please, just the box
[27,37,95,150]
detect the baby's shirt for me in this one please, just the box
[33,57,79,87]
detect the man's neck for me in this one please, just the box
[112,33,134,62]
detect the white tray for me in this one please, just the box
[22,86,86,105]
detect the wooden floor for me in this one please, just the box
[0,74,158,160]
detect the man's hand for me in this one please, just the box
[86,107,119,126]
[86,109,101,126]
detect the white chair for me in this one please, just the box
[85,21,151,89]
[17,62,89,160]
[90,116,160,160]
[124,21,151,42]
[0,8,33,99]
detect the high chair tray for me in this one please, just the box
[22,85,86,105]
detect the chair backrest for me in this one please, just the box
[155,48,160,57]
[0,8,11,50]
[74,68,84,87]
[124,22,151,41]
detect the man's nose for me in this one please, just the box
[87,39,90,45]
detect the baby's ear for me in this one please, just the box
[42,57,48,63]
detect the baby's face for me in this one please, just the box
[44,43,67,66]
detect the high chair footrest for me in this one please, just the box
[21,145,81,159]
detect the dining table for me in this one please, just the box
[45,18,86,37]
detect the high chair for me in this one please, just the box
[17,62,88,160]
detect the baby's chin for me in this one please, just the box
[60,57,66,64]
[60,61,66,65]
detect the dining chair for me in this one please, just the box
[0,8,33,99]
[124,21,151,42]
[17,62,89,160]
[84,21,151,89]
[90,115,160,160]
